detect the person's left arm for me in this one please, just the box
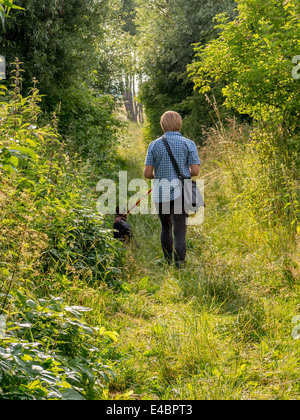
[188,142,201,177]
[190,164,200,177]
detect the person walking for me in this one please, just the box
[144,111,201,268]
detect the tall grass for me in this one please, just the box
[102,113,300,400]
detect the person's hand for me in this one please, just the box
[144,165,155,179]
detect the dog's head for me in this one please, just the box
[115,206,127,221]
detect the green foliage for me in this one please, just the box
[0,0,24,30]
[189,0,300,233]
[0,292,116,400]
[135,0,236,141]
[0,66,124,400]
[0,61,43,174]
[58,83,122,176]
[43,208,123,288]
[120,0,137,36]
[189,0,300,130]
[4,0,300,403]
[2,0,109,92]
[1,0,123,165]
[0,64,124,283]
[0,0,24,12]
[95,120,300,401]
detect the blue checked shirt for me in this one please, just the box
[145,131,201,203]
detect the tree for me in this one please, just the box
[134,0,236,142]
[0,0,126,164]
[118,0,144,123]
[1,0,114,97]
[189,0,300,134]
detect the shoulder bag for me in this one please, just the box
[162,136,204,213]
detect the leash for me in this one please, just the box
[114,187,153,223]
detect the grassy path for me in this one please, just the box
[92,122,300,400]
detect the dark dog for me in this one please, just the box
[113,207,134,241]
[113,207,140,248]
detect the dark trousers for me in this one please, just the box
[156,197,188,266]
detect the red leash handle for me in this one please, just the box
[114,188,153,223]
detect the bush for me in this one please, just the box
[189,0,300,142]
[0,63,124,288]
[58,83,123,177]
[0,64,124,399]
[0,292,117,400]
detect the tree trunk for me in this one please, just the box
[123,73,142,123]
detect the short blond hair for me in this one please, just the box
[160,111,182,132]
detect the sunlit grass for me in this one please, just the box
[95,120,300,400]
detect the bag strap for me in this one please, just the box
[162,136,184,181]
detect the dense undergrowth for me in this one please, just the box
[0,65,125,400]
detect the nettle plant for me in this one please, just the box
[0,292,117,400]
[0,59,48,175]
[0,0,24,30]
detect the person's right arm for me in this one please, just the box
[190,164,200,177]
[188,142,201,177]
[144,165,155,179]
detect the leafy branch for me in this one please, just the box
[0,0,25,31]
